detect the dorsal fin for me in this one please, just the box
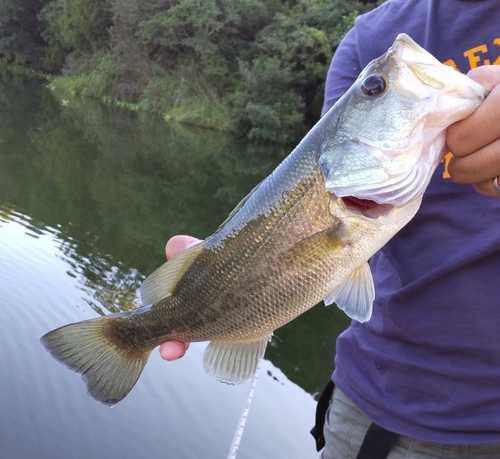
[215,179,265,232]
[140,242,202,306]
[323,262,374,323]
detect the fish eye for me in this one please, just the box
[361,74,387,96]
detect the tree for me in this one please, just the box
[39,0,112,70]
[0,0,49,68]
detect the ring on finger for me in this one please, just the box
[493,176,500,195]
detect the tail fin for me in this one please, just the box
[40,317,152,406]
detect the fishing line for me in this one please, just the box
[226,364,260,459]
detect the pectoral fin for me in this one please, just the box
[324,262,374,323]
[203,334,272,384]
[141,242,202,306]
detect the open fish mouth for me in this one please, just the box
[320,34,487,211]
[341,196,394,219]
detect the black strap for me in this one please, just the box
[310,380,396,458]
[310,379,335,451]
[355,422,397,459]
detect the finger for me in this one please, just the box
[472,178,500,199]
[159,341,190,361]
[166,235,202,260]
[447,82,500,157]
[467,65,500,91]
[448,137,500,184]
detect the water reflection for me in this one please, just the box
[0,76,350,458]
[0,207,319,459]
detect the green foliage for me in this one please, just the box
[233,57,304,143]
[231,0,366,143]
[136,0,374,142]
[39,0,112,70]
[37,0,67,69]
[137,0,269,73]
[47,52,118,99]
[0,0,49,69]
[140,65,237,132]
[58,0,111,52]
[0,0,378,144]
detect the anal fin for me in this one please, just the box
[203,334,272,384]
[323,262,374,323]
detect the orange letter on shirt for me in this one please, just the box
[464,44,490,68]
[493,38,500,65]
[442,152,452,179]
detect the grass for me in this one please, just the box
[45,57,237,133]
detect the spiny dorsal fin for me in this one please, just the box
[140,242,202,306]
[214,179,265,232]
[203,334,272,384]
[323,262,374,323]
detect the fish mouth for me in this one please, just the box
[341,196,394,219]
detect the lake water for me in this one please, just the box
[0,76,350,459]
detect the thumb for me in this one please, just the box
[467,65,500,92]
[166,235,202,260]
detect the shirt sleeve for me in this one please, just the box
[321,26,362,116]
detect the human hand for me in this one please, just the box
[447,65,500,197]
[158,235,202,361]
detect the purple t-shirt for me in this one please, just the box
[324,0,500,445]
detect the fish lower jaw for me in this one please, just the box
[341,196,394,219]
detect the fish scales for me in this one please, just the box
[111,167,346,345]
[40,34,488,405]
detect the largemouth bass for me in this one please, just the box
[41,34,487,406]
